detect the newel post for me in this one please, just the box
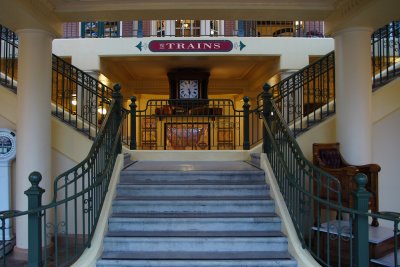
[130,96,137,150]
[352,173,371,267]
[24,172,45,267]
[112,84,123,154]
[262,83,273,153]
[242,96,250,150]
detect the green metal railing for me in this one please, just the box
[1,24,114,140]
[259,84,400,267]
[372,21,400,89]
[123,97,250,150]
[0,85,125,267]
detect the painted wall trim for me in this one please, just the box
[260,153,321,267]
[71,154,124,267]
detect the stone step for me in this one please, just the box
[103,236,288,253]
[108,215,281,232]
[112,199,275,214]
[119,170,265,184]
[116,184,269,197]
[106,231,284,238]
[98,251,297,267]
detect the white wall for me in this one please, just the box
[53,37,334,71]
[372,108,400,214]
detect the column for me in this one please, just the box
[334,27,373,164]
[15,29,53,249]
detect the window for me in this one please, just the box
[209,20,220,36]
[156,20,166,37]
[175,20,200,37]
[81,21,119,38]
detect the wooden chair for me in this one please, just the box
[313,143,380,226]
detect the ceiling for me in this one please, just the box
[2,0,399,36]
[100,55,280,96]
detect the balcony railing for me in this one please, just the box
[62,20,326,38]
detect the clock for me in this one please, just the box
[0,129,16,161]
[167,69,210,101]
[179,80,199,99]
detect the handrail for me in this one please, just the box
[1,24,114,140]
[0,85,125,267]
[259,84,400,266]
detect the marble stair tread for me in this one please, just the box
[106,231,285,238]
[122,161,262,172]
[101,251,294,260]
[119,180,266,185]
[370,249,400,267]
[313,220,399,244]
[114,196,271,201]
[111,212,278,218]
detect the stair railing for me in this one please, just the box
[0,84,125,267]
[372,21,400,89]
[249,51,335,148]
[259,83,400,267]
[1,24,114,140]
[0,25,18,90]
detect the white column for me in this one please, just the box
[334,27,373,165]
[15,29,53,249]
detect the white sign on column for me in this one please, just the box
[0,128,17,241]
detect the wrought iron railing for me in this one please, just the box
[259,84,400,267]
[0,85,125,267]
[1,24,114,140]
[0,25,18,91]
[62,20,326,38]
[249,51,335,148]
[372,21,400,89]
[51,55,114,139]
[123,97,250,150]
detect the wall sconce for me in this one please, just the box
[71,94,77,106]
[98,106,107,115]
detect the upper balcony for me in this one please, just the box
[62,20,326,39]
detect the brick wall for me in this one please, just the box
[143,20,151,37]
[63,22,79,38]
[122,21,134,37]
[224,20,236,36]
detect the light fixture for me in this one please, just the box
[183,23,189,28]
[98,106,107,115]
[210,29,215,35]
[71,99,77,106]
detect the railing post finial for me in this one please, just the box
[262,83,273,153]
[24,171,45,267]
[242,96,250,150]
[130,96,137,150]
[352,173,371,267]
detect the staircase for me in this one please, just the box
[97,161,297,267]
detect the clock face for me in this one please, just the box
[179,80,199,99]
[0,131,16,161]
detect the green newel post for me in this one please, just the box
[262,83,273,153]
[130,96,137,150]
[24,172,45,267]
[242,96,250,150]
[112,84,123,153]
[352,173,371,267]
